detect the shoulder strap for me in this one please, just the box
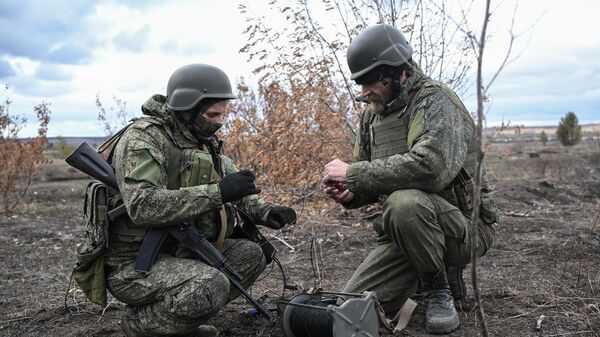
[97,122,135,163]
[166,141,183,190]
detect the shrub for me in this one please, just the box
[0,86,51,214]
[540,130,548,146]
[556,111,582,146]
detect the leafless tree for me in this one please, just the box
[239,0,477,138]
[463,0,536,335]
[96,93,131,136]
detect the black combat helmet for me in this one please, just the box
[347,24,413,80]
[165,64,235,111]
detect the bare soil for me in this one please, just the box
[1,141,599,337]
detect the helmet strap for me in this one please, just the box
[391,79,402,94]
[381,77,402,97]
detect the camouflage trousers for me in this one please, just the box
[106,238,265,336]
[343,189,495,314]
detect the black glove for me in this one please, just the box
[219,170,261,203]
[265,206,297,229]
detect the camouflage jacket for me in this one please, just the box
[345,65,497,221]
[106,95,274,263]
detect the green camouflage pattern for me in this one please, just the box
[104,94,273,335]
[105,95,274,264]
[347,65,480,207]
[108,239,265,336]
[342,189,495,313]
[341,63,497,315]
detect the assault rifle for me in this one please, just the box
[66,142,274,320]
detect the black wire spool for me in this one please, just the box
[280,293,339,337]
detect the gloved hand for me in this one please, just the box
[219,170,261,203]
[265,206,297,229]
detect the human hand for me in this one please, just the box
[265,206,297,229]
[322,159,349,185]
[322,181,354,203]
[218,170,261,203]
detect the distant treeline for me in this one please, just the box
[16,137,107,147]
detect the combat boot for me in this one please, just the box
[420,268,460,334]
[446,265,473,312]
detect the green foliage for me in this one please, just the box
[540,130,548,146]
[556,111,582,146]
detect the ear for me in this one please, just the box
[179,111,193,122]
[400,70,408,85]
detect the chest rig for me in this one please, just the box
[101,117,233,249]
[174,143,233,249]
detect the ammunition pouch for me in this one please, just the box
[479,192,498,225]
[73,181,109,306]
[439,168,498,225]
[439,168,474,213]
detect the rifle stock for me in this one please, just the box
[66,142,118,190]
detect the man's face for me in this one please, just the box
[202,100,228,125]
[360,80,394,114]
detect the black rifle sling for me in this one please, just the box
[134,227,170,273]
[134,140,183,272]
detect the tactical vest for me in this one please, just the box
[369,105,410,160]
[100,117,234,247]
[367,82,495,222]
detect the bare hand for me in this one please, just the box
[322,182,354,203]
[323,159,349,185]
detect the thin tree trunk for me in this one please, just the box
[470,0,491,336]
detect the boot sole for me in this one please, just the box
[425,315,460,334]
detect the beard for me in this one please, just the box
[367,82,394,115]
[371,100,387,114]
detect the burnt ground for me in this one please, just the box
[1,142,599,337]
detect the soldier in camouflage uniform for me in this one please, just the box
[322,24,498,334]
[105,64,297,337]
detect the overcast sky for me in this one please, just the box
[1,0,598,137]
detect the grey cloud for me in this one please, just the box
[10,76,73,97]
[0,1,24,19]
[0,59,16,78]
[35,64,72,81]
[489,44,600,99]
[47,43,93,64]
[488,88,600,126]
[0,0,98,64]
[0,22,49,59]
[113,26,151,53]
[471,42,600,126]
